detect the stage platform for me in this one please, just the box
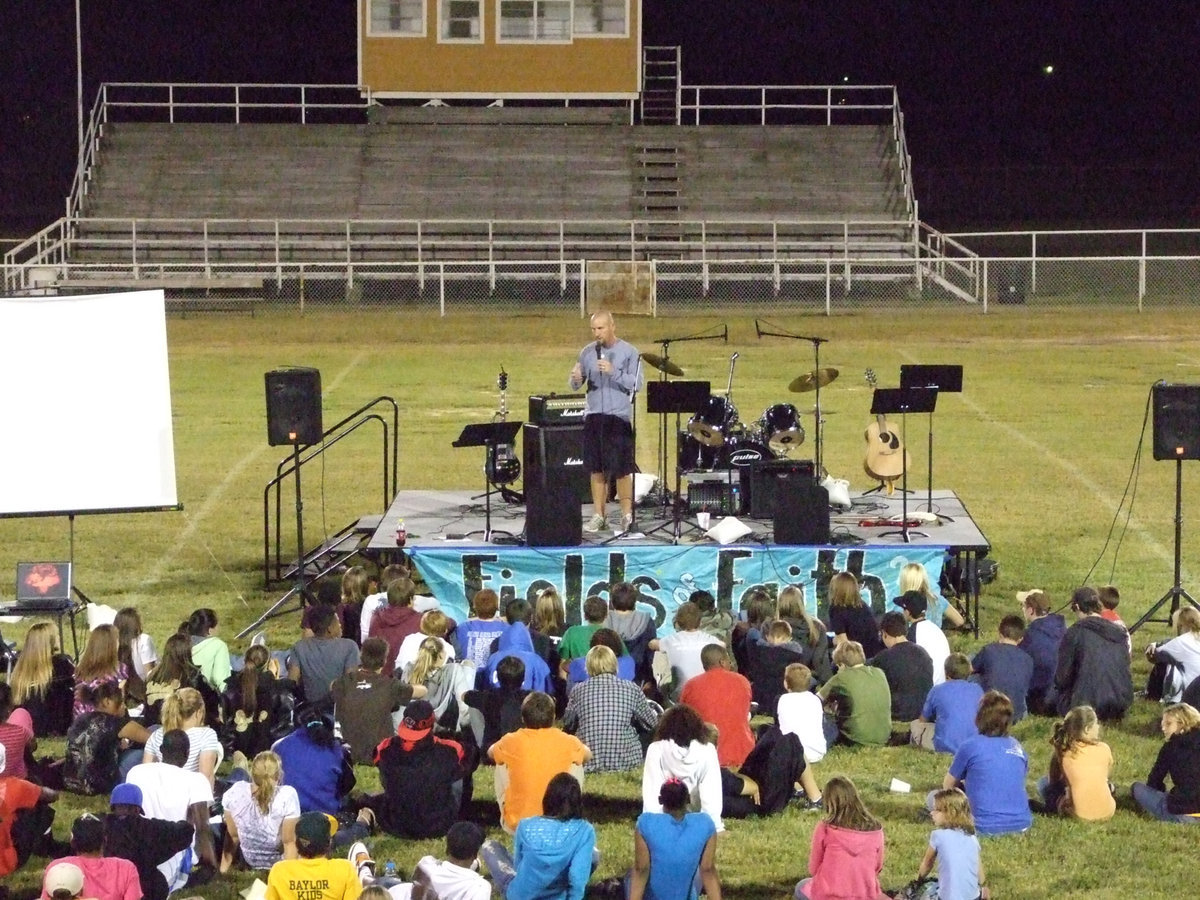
[365,489,988,635]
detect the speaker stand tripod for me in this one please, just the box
[1130,457,1200,633]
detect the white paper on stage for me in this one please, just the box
[0,290,179,516]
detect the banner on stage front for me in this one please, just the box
[409,544,948,633]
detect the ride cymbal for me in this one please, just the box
[788,367,839,393]
[640,352,685,377]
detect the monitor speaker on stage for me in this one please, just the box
[525,478,582,547]
[1153,383,1200,461]
[265,368,323,446]
[774,478,831,545]
[522,423,590,502]
[747,458,816,518]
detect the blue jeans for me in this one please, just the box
[1132,782,1200,825]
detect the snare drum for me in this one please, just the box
[687,395,738,447]
[760,403,805,451]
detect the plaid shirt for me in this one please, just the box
[562,673,659,772]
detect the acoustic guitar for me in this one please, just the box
[863,369,909,493]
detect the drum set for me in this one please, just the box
[674,368,837,474]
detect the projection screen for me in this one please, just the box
[0,290,180,517]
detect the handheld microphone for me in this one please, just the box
[595,341,603,360]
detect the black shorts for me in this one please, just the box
[582,413,636,477]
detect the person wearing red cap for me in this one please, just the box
[371,699,474,839]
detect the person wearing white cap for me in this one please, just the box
[44,861,89,900]
[0,741,59,879]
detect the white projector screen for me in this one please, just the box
[0,290,180,517]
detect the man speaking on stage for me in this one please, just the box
[568,310,644,533]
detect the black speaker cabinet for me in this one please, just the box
[525,478,582,547]
[522,423,591,502]
[265,368,323,446]
[774,478,831,545]
[1153,383,1200,461]
[747,459,817,518]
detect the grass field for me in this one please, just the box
[5,306,1200,899]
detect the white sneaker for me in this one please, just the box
[584,513,607,533]
[347,840,374,879]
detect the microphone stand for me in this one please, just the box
[756,320,830,475]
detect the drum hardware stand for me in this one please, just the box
[642,326,727,517]
[1130,456,1200,634]
[454,420,524,543]
[642,380,712,543]
[871,387,937,543]
[901,364,963,521]
[756,320,835,477]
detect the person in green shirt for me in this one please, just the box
[559,595,610,663]
[817,641,892,747]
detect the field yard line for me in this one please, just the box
[137,351,370,593]
[899,352,1184,581]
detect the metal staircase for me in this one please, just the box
[641,46,680,125]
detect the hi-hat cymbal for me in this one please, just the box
[788,368,839,393]
[640,353,685,377]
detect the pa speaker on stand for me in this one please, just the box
[1153,382,1200,461]
[265,368,323,446]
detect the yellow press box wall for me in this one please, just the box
[359,0,642,97]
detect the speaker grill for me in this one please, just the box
[1153,383,1200,461]
[265,368,323,446]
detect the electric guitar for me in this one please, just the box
[863,369,909,493]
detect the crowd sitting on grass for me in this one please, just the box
[4,565,1200,900]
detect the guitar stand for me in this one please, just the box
[453,421,524,543]
[871,386,937,543]
[901,364,963,521]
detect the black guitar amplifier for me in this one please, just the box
[528,394,586,426]
[746,459,816,518]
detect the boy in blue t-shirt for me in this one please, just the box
[911,653,984,753]
[971,615,1035,721]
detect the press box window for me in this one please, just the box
[573,0,627,36]
[369,0,424,35]
[499,1,572,42]
[441,0,483,41]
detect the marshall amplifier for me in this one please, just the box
[528,394,587,426]
[522,422,591,503]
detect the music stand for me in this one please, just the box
[644,380,711,542]
[901,364,963,518]
[453,421,524,542]
[871,387,937,543]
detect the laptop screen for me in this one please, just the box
[15,562,73,605]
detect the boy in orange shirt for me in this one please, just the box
[488,692,591,833]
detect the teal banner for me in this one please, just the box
[409,544,948,634]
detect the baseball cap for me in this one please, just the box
[893,590,927,616]
[294,811,337,853]
[45,862,86,897]
[110,782,144,808]
[397,699,436,741]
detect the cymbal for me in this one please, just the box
[640,352,685,377]
[788,368,839,393]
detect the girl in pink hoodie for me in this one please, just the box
[794,776,889,900]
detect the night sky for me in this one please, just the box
[2,1,1198,233]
